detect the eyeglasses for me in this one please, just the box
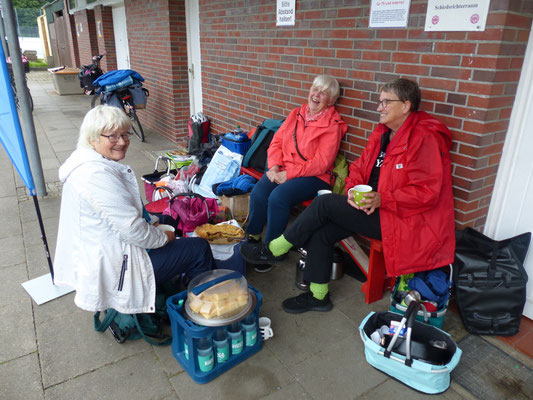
[377,99,404,108]
[100,132,133,143]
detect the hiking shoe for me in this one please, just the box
[240,242,287,265]
[246,235,261,244]
[282,292,333,314]
[253,263,273,273]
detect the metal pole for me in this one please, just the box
[0,9,9,57]
[1,0,47,196]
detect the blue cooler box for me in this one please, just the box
[167,286,262,383]
[222,136,251,155]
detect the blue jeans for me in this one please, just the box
[246,174,330,243]
[149,237,216,285]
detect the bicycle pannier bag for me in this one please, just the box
[453,227,530,336]
[128,84,147,109]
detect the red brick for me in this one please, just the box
[419,77,457,91]
[392,52,420,63]
[421,54,461,66]
[395,64,430,75]
[460,56,510,69]
[459,82,504,96]
[434,42,476,54]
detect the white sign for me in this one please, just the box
[425,0,490,31]
[277,0,296,26]
[369,0,412,28]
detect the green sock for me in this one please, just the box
[248,233,261,241]
[310,282,329,300]
[268,235,293,256]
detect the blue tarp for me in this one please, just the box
[0,45,35,195]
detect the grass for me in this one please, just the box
[29,59,48,68]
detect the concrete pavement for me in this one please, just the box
[1,71,531,400]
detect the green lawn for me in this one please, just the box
[29,59,48,68]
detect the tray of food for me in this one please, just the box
[194,223,245,244]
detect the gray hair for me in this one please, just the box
[311,74,341,105]
[77,105,132,149]
[380,78,421,112]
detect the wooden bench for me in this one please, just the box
[240,166,393,303]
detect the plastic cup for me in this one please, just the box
[258,317,273,340]
[348,185,372,206]
[156,224,175,233]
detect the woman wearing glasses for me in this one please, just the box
[241,78,455,314]
[54,106,215,314]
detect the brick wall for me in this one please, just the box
[63,0,79,67]
[198,0,533,230]
[94,6,117,72]
[73,9,99,67]
[125,0,190,142]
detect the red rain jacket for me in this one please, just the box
[267,105,347,183]
[345,111,455,277]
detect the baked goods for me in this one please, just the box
[188,281,249,319]
[194,223,245,244]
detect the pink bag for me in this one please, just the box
[163,193,218,234]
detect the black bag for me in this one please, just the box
[453,227,530,336]
[242,119,284,172]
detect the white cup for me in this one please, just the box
[317,189,333,196]
[258,317,274,341]
[156,224,175,233]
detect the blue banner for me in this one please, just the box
[0,44,35,195]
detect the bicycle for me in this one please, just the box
[6,55,34,112]
[79,54,105,95]
[91,86,148,142]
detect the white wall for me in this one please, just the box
[19,37,44,59]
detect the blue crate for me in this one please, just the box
[222,137,251,155]
[166,286,262,383]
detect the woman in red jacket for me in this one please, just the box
[241,78,455,313]
[242,75,347,272]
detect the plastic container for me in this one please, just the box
[241,315,258,347]
[221,135,251,155]
[213,329,230,363]
[48,67,82,95]
[167,286,263,383]
[197,338,214,372]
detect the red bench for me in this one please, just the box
[240,166,393,303]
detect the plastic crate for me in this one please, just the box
[166,286,262,383]
[48,67,82,95]
[222,137,251,155]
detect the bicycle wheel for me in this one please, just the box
[129,108,145,142]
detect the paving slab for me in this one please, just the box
[36,308,150,388]
[0,263,30,308]
[0,235,26,267]
[169,346,295,400]
[0,298,36,363]
[44,351,175,400]
[0,352,44,400]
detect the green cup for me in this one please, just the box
[348,184,372,206]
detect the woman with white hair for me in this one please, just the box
[54,105,215,314]
[242,74,348,272]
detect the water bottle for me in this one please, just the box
[227,323,244,355]
[213,329,230,363]
[233,125,247,141]
[197,337,214,372]
[183,332,189,360]
[242,315,258,347]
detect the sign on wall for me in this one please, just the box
[369,0,412,28]
[425,0,490,31]
[277,0,295,26]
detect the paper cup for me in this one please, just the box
[156,224,175,233]
[348,185,372,206]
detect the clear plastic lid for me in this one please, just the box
[186,269,251,324]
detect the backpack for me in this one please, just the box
[93,290,173,346]
[330,154,348,194]
[242,119,285,172]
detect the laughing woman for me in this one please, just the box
[241,74,348,272]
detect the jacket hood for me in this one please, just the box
[58,148,109,183]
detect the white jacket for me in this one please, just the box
[54,148,168,313]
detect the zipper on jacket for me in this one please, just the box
[117,255,128,291]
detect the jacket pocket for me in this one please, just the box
[117,254,128,291]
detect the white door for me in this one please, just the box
[485,28,533,319]
[112,4,130,69]
[185,0,203,114]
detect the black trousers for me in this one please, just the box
[284,194,381,283]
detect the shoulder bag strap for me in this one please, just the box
[292,117,307,161]
[133,314,172,346]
